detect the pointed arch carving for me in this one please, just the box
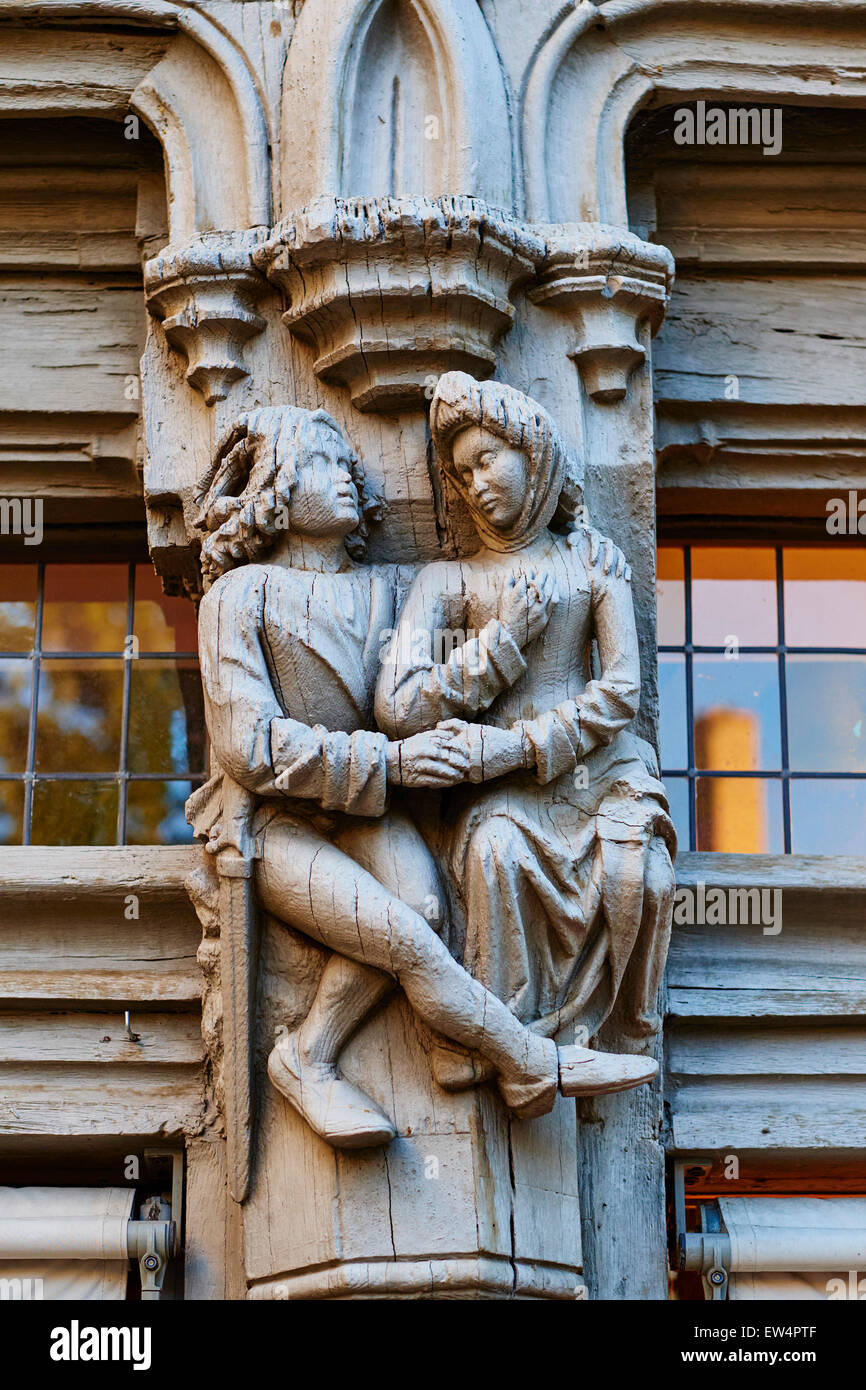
[280,0,513,213]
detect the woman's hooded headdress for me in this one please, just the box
[430,372,584,553]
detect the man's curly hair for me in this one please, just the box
[194,406,385,590]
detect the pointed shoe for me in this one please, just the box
[558,1044,658,1098]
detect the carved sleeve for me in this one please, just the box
[198,570,389,817]
[374,562,528,738]
[514,547,641,785]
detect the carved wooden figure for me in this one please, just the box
[376,373,677,1090]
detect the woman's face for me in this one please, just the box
[287,428,360,537]
[450,425,529,532]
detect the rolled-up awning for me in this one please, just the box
[719,1197,866,1270]
[720,1197,866,1300]
[682,1196,866,1300]
[0,1187,135,1300]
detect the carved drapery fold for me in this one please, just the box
[255,196,545,411]
[530,225,674,404]
[145,231,270,406]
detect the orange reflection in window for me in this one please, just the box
[692,655,781,770]
[0,565,38,651]
[42,565,128,652]
[133,566,198,653]
[783,547,866,648]
[692,547,777,647]
[696,710,774,851]
[657,547,685,644]
[696,708,760,780]
[696,774,783,853]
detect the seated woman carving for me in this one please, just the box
[375,373,676,1092]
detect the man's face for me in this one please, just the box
[450,425,528,532]
[287,429,360,537]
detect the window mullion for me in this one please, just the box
[776,547,792,853]
[116,563,135,844]
[683,545,697,851]
[21,563,44,846]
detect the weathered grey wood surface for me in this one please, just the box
[0,847,206,1138]
[184,1137,246,1302]
[0,113,166,524]
[667,859,866,1154]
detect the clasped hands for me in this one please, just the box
[386,538,626,789]
[386,719,528,788]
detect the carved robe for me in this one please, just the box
[375,529,676,1038]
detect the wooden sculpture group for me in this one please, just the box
[186,373,676,1187]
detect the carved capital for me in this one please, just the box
[145,231,270,406]
[255,196,544,412]
[530,225,675,404]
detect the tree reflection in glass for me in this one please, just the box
[35,660,124,773]
[0,562,204,845]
